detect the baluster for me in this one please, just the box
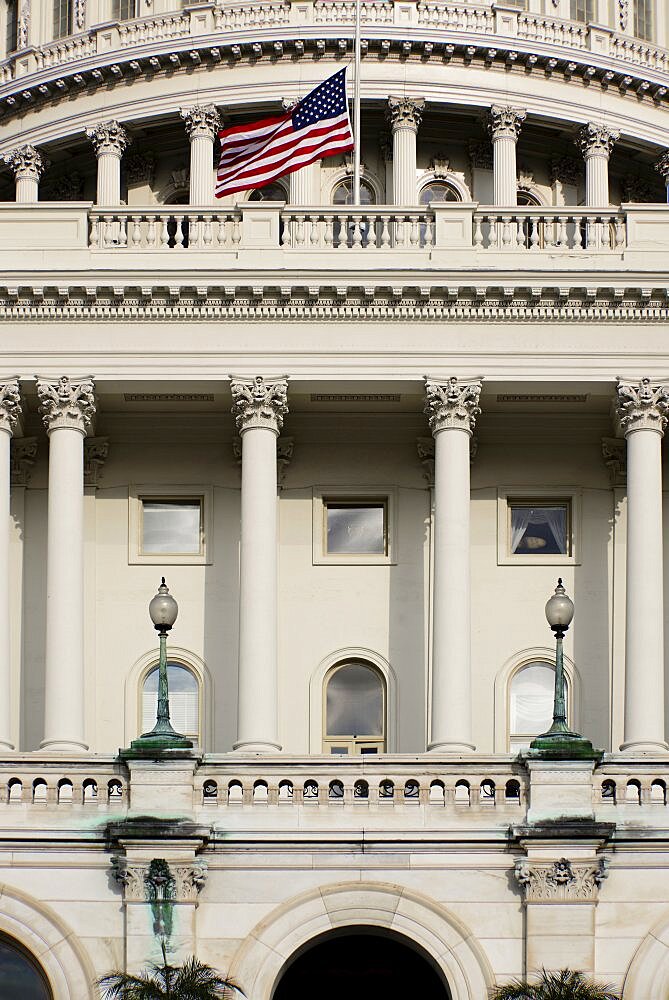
[409,214,419,248]
[601,215,611,249]
[203,214,213,247]
[131,215,142,248]
[89,216,99,248]
[530,217,539,249]
[501,216,512,248]
[614,216,625,248]
[322,215,333,247]
[352,214,363,248]
[394,214,405,248]
[473,214,483,247]
[190,215,200,249]
[160,215,170,247]
[295,214,305,248]
[422,214,434,249]
[380,215,390,248]
[310,214,321,247]
[173,215,184,248]
[557,215,568,248]
[281,214,293,248]
[118,215,127,247]
[102,214,113,248]
[147,215,157,248]
[232,215,242,248]
[516,219,525,248]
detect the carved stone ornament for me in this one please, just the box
[488,105,526,142]
[576,123,619,159]
[623,174,657,204]
[36,376,96,434]
[173,861,208,902]
[386,97,425,133]
[0,379,22,434]
[281,97,299,113]
[74,0,85,30]
[424,377,482,436]
[655,151,669,184]
[616,377,669,435]
[180,105,221,141]
[618,0,629,31]
[3,145,48,180]
[515,857,608,903]
[468,140,493,170]
[233,435,294,483]
[42,172,84,201]
[231,376,289,434]
[10,437,37,486]
[84,436,109,487]
[550,156,581,187]
[379,133,393,162]
[86,121,131,159]
[110,856,207,903]
[17,0,30,47]
[125,152,155,186]
[430,157,450,179]
[602,437,627,487]
[417,434,477,485]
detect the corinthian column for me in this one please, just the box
[424,377,482,752]
[488,105,526,205]
[386,97,425,205]
[37,376,96,752]
[231,376,288,752]
[655,151,669,204]
[180,105,221,205]
[86,121,130,205]
[616,378,669,753]
[3,145,48,202]
[576,123,618,205]
[0,380,22,750]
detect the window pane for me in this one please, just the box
[570,0,592,20]
[634,0,652,38]
[326,503,385,554]
[249,182,287,201]
[510,662,556,736]
[419,182,460,204]
[112,0,135,18]
[6,0,17,53]
[332,178,375,205]
[326,663,384,737]
[141,499,202,554]
[52,0,70,38]
[510,503,568,555]
[0,939,51,1000]
[142,663,199,737]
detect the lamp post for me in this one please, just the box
[529,578,600,759]
[124,578,193,755]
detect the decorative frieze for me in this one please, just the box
[17,0,30,48]
[231,376,289,434]
[36,376,96,434]
[386,96,425,133]
[515,857,608,903]
[601,437,626,487]
[424,378,482,435]
[616,377,669,435]
[111,855,208,904]
[180,105,222,141]
[84,436,109,487]
[10,437,37,486]
[576,123,619,159]
[2,145,48,181]
[86,121,131,159]
[0,380,22,434]
[488,105,526,142]
[74,0,85,30]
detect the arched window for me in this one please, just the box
[332,177,376,206]
[0,935,52,998]
[419,181,462,205]
[509,661,564,751]
[249,182,287,201]
[142,662,200,744]
[323,661,385,754]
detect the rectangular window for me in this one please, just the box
[633,0,652,39]
[52,0,71,39]
[508,500,570,556]
[129,486,213,565]
[6,0,17,54]
[570,0,593,21]
[325,500,387,555]
[111,0,135,20]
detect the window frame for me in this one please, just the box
[633,0,653,40]
[312,486,397,565]
[52,0,72,39]
[128,485,213,565]
[322,660,387,755]
[496,488,581,566]
[139,659,202,746]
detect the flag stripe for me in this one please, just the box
[218,116,351,178]
[222,133,355,192]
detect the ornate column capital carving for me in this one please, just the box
[110,856,208,904]
[10,437,37,486]
[602,437,626,487]
[576,123,619,159]
[515,857,608,903]
[36,376,96,434]
[655,151,669,184]
[110,855,147,901]
[179,105,222,141]
[84,436,109,487]
[616,377,669,435]
[488,105,526,142]
[230,376,289,434]
[3,144,48,180]
[424,377,482,436]
[0,379,22,434]
[386,97,425,133]
[86,121,131,158]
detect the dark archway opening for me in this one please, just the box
[0,936,52,999]
[273,929,451,1000]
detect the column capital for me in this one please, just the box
[424,377,482,435]
[3,144,48,180]
[514,857,608,903]
[36,376,96,434]
[179,105,222,141]
[655,150,669,183]
[231,376,289,434]
[86,120,131,158]
[576,122,619,159]
[488,105,526,142]
[0,379,22,434]
[616,377,669,435]
[386,96,425,133]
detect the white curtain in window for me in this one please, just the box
[510,506,566,553]
[142,664,199,737]
[510,662,557,734]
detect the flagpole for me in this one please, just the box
[352,0,361,205]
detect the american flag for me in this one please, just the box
[215,68,354,198]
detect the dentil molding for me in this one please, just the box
[515,856,608,903]
[424,377,482,435]
[36,376,96,433]
[616,377,669,434]
[231,376,289,433]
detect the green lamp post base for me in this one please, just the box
[527,729,603,762]
[120,730,194,760]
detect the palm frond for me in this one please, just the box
[489,969,620,1000]
[98,956,242,1000]
[98,970,167,999]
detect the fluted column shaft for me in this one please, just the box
[2,145,48,202]
[37,377,96,752]
[282,98,317,204]
[0,381,22,750]
[577,123,618,205]
[231,376,288,752]
[425,377,482,752]
[386,98,424,205]
[86,121,130,205]
[180,106,221,205]
[617,379,669,752]
[489,106,526,205]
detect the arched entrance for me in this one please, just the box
[0,935,52,999]
[273,928,451,1000]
